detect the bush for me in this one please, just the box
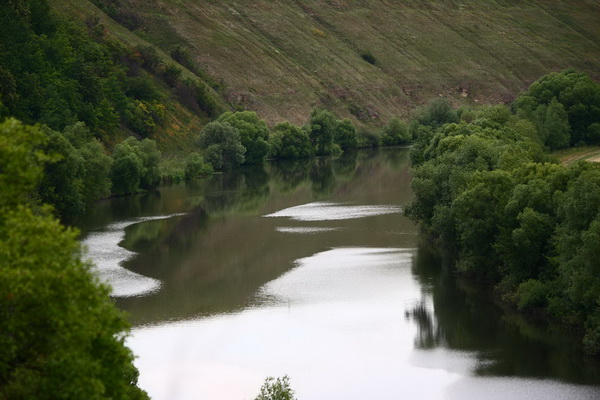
[197,121,245,171]
[335,118,358,150]
[515,279,549,310]
[360,51,376,65]
[0,118,148,399]
[217,111,270,164]
[110,137,161,194]
[254,376,296,400]
[381,117,411,146]
[306,108,340,156]
[184,152,213,181]
[269,121,314,159]
[357,127,380,148]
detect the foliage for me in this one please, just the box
[198,121,246,171]
[381,117,411,146]
[412,98,459,129]
[513,69,600,146]
[357,127,381,148]
[305,108,341,156]
[269,121,314,159]
[0,0,169,135]
[217,111,270,164]
[184,152,213,181]
[360,51,376,65]
[111,137,161,195]
[254,376,296,400]
[0,118,49,211]
[40,122,112,216]
[0,118,147,399]
[180,78,219,117]
[406,80,600,354]
[334,118,358,150]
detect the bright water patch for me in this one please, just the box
[275,226,340,234]
[264,201,401,221]
[82,213,185,298]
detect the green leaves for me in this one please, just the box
[407,88,600,354]
[198,121,246,171]
[513,69,600,146]
[217,111,270,164]
[254,376,296,400]
[0,118,148,399]
[111,137,161,195]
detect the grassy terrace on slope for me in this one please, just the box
[53,0,600,126]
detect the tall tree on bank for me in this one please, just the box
[216,111,270,164]
[0,118,148,399]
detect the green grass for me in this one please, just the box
[50,0,600,129]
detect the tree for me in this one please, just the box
[334,118,358,150]
[414,98,458,128]
[269,121,313,159]
[0,118,148,399]
[63,123,112,204]
[198,121,245,170]
[217,111,270,164]
[110,137,160,195]
[184,152,213,181]
[306,108,341,156]
[531,98,570,150]
[38,122,112,218]
[512,69,600,145]
[381,117,411,146]
[38,126,87,216]
[254,376,296,400]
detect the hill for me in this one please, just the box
[49,0,600,126]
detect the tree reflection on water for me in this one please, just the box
[407,240,600,384]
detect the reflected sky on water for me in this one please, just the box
[80,148,600,399]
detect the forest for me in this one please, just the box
[2,0,600,397]
[406,69,600,355]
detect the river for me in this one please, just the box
[78,148,600,399]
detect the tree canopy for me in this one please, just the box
[0,118,148,399]
[217,111,270,164]
[198,121,246,171]
[406,78,600,354]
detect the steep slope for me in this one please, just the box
[51,0,600,126]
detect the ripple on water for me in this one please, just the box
[82,213,185,298]
[264,201,401,221]
[275,226,340,234]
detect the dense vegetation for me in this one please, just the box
[406,70,600,355]
[0,119,148,399]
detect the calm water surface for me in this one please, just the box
[79,149,600,399]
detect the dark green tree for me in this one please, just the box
[269,121,314,159]
[198,121,246,171]
[513,69,600,145]
[0,118,148,399]
[381,117,411,146]
[184,152,213,181]
[334,118,358,150]
[217,111,270,164]
[110,137,160,194]
[306,108,341,156]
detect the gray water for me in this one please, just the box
[79,149,600,399]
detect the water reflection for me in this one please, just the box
[408,241,600,384]
[79,149,416,326]
[78,148,600,399]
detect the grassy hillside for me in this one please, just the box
[50,0,600,126]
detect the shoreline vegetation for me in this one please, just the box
[405,69,600,356]
[1,0,600,397]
